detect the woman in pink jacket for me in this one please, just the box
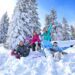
[30,31,41,51]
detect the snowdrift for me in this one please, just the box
[0,44,75,75]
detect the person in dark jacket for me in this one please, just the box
[11,41,30,59]
[17,41,30,56]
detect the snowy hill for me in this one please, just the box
[0,44,75,75]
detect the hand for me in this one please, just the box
[70,45,73,47]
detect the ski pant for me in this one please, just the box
[41,40,53,49]
[32,43,41,51]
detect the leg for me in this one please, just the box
[32,43,36,51]
[37,43,41,51]
[62,52,68,55]
[58,52,62,60]
[38,43,41,48]
[15,53,21,59]
[50,51,55,57]
[39,48,46,57]
[44,48,50,57]
[50,48,57,57]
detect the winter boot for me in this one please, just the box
[62,52,68,55]
[11,50,17,56]
[15,53,21,59]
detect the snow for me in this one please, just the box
[0,44,75,75]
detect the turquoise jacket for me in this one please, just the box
[42,23,52,41]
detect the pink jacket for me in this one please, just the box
[30,34,40,45]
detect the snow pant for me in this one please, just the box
[40,40,53,57]
[39,48,46,57]
[49,48,57,57]
[32,43,41,51]
[41,40,53,49]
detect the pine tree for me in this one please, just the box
[45,14,50,28]
[62,18,71,40]
[0,12,9,43]
[70,25,75,39]
[45,9,57,28]
[6,0,40,49]
[45,9,63,41]
[49,9,57,21]
[55,23,63,40]
[29,0,41,33]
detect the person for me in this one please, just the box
[41,23,53,49]
[11,41,30,59]
[24,35,32,45]
[40,23,53,57]
[30,31,41,51]
[50,42,73,57]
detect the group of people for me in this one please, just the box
[11,23,73,59]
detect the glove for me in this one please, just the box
[70,45,73,47]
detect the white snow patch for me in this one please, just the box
[0,42,75,75]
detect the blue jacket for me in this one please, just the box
[42,23,52,41]
[52,46,70,52]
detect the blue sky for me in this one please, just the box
[37,0,75,27]
[0,0,75,27]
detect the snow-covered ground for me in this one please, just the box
[0,44,75,75]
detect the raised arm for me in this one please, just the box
[47,23,52,34]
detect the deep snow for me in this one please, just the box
[0,43,75,75]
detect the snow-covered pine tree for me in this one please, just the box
[49,9,58,39]
[0,12,9,43]
[55,23,63,40]
[70,25,75,40]
[6,0,40,49]
[29,0,41,33]
[45,9,57,28]
[45,9,64,41]
[45,14,50,28]
[49,9,57,22]
[62,18,71,40]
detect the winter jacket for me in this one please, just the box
[16,45,30,57]
[42,23,52,41]
[24,36,32,44]
[52,46,70,52]
[30,34,40,45]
